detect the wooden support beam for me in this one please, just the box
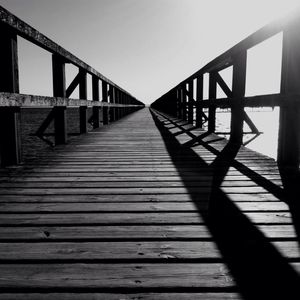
[0,107,21,166]
[208,72,217,132]
[92,75,99,101]
[52,54,66,97]
[54,106,67,145]
[66,72,81,98]
[243,111,259,134]
[230,51,247,144]
[187,80,194,124]
[0,24,19,93]
[79,69,87,100]
[0,25,21,166]
[92,75,100,129]
[278,20,300,169]
[182,84,188,121]
[109,85,115,122]
[196,75,203,127]
[102,82,109,125]
[79,106,88,134]
[215,72,233,97]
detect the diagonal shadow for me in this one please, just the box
[150,108,300,299]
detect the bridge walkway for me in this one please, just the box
[0,108,299,299]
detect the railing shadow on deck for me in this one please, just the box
[150,109,300,300]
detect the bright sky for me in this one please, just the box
[1,0,300,104]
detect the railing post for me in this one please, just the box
[102,82,109,125]
[196,75,203,128]
[0,107,22,166]
[187,80,194,124]
[114,89,119,120]
[182,84,187,121]
[208,72,217,132]
[0,24,19,93]
[109,85,115,122]
[54,106,67,145]
[92,75,100,129]
[79,106,88,134]
[177,88,183,119]
[0,24,21,166]
[277,20,300,169]
[79,68,87,134]
[230,51,247,144]
[52,54,66,97]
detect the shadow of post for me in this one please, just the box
[151,109,300,299]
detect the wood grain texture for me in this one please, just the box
[0,108,298,299]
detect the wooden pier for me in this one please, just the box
[1,5,300,300]
[0,108,300,299]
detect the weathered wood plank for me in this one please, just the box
[0,241,298,261]
[0,212,293,225]
[0,263,234,289]
[0,293,242,300]
[0,225,296,241]
[0,201,288,212]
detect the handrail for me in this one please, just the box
[151,9,300,170]
[0,5,144,167]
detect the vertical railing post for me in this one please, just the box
[178,87,183,119]
[187,80,194,124]
[277,20,300,169]
[52,54,66,98]
[0,24,21,166]
[92,75,100,129]
[109,85,116,122]
[114,89,119,120]
[102,81,109,125]
[208,72,217,133]
[79,106,88,134]
[54,106,67,145]
[182,84,187,121]
[79,68,88,134]
[176,89,180,118]
[196,75,203,128]
[229,51,247,144]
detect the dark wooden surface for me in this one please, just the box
[0,108,299,299]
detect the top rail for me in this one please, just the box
[151,8,300,170]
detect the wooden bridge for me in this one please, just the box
[1,5,300,300]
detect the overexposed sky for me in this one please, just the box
[1,0,300,104]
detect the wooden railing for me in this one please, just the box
[0,6,144,167]
[151,9,300,170]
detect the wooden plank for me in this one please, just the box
[0,225,296,241]
[6,240,300,259]
[0,193,281,203]
[0,212,294,225]
[0,263,234,289]
[0,293,242,300]
[0,241,298,261]
[0,201,288,212]
[0,241,222,260]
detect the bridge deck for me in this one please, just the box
[0,108,299,299]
